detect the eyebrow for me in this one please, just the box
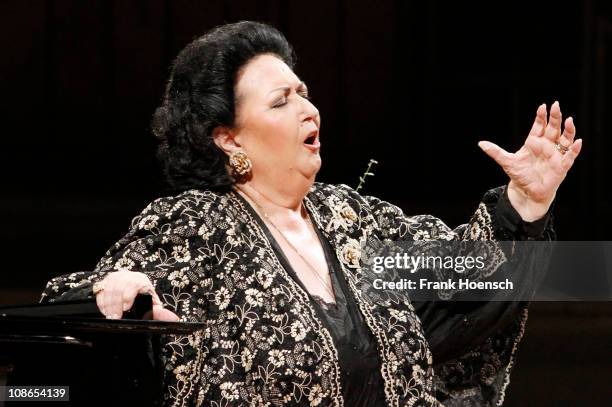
[267,82,308,95]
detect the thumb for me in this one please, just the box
[152,304,180,322]
[150,291,180,321]
[478,140,512,168]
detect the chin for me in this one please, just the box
[309,156,322,177]
[298,161,321,183]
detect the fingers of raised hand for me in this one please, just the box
[478,140,513,168]
[528,104,548,138]
[544,101,562,141]
[559,116,576,147]
[561,138,583,171]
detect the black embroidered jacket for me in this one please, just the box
[41,183,553,406]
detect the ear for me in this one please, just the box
[212,126,241,155]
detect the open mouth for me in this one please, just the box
[303,130,320,150]
[304,134,317,145]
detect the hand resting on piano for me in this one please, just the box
[93,271,179,321]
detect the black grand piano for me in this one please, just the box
[0,295,204,406]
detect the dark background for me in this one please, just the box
[0,0,610,405]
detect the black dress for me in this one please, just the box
[259,215,388,406]
[309,231,388,406]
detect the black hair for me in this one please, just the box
[152,21,296,192]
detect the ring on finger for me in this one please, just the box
[555,142,570,155]
[92,281,105,295]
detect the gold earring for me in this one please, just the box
[229,151,252,176]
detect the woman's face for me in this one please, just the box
[230,54,321,186]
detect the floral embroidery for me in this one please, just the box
[307,384,324,406]
[39,183,551,406]
[115,257,135,271]
[214,286,232,310]
[290,321,307,341]
[339,239,361,269]
[268,349,286,367]
[338,202,358,222]
[139,214,160,231]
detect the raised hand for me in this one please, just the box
[478,101,583,221]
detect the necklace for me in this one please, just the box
[237,189,336,301]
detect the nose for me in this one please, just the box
[301,97,320,127]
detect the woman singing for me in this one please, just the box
[41,21,581,406]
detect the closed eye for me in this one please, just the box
[272,97,287,108]
[270,84,310,108]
